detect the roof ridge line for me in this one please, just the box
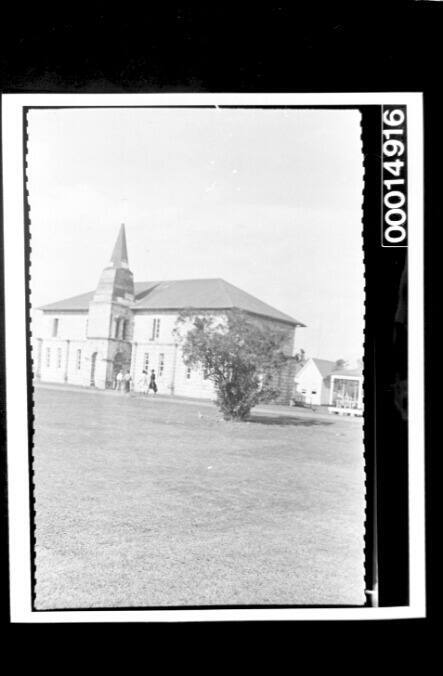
[217,278,236,307]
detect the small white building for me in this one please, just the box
[293,359,364,414]
[293,358,336,407]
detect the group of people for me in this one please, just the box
[138,369,158,395]
[114,370,132,392]
[114,369,158,395]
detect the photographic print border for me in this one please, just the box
[2,92,425,622]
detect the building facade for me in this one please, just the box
[33,226,305,404]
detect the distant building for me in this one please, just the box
[293,358,336,406]
[33,225,306,404]
[293,358,363,414]
[328,367,363,415]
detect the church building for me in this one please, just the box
[33,225,305,404]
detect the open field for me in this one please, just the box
[33,385,365,608]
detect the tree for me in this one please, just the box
[174,309,291,420]
[335,358,348,370]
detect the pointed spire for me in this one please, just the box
[110,224,129,268]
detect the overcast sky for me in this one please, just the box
[27,106,364,363]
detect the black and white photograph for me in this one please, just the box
[2,92,425,622]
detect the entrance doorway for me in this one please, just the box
[90,352,97,387]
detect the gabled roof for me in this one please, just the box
[294,357,336,381]
[295,358,362,381]
[312,358,337,378]
[39,278,305,327]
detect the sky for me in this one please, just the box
[27,106,364,363]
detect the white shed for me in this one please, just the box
[293,358,336,407]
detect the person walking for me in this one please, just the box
[115,370,124,391]
[148,369,158,395]
[123,370,132,393]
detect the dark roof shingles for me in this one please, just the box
[40,278,304,326]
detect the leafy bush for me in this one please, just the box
[174,310,291,420]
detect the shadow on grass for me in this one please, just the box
[247,415,334,427]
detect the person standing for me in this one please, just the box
[116,370,124,391]
[148,369,158,395]
[123,370,132,393]
[139,370,149,395]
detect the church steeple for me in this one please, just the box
[91,224,135,303]
[86,225,135,388]
[110,223,129,268]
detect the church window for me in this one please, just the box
[52,318,59,337]
[186,366,192,380]
[143,353,150,371]
[57,348,62,368]
[159,353,165,377]
[151,318,161,340]
[76,349,82,370]
[45,348,51,367]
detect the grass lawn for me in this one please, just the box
[33,386,365,608]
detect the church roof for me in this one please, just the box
[39,278,304,326]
